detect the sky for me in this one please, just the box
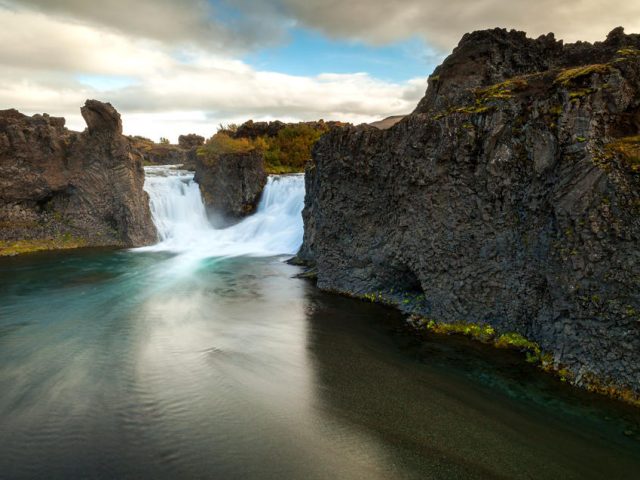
[1,0,639,142]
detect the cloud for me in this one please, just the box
[277,0,640,50]
[4,0,284,52]
[10,0,640,53]
[4,1,637,141]
[0,6,424,141]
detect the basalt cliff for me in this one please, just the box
[0,100,156,255]
[299,28,640,400]
[194,149,267,226]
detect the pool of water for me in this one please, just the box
[1,249,639,479]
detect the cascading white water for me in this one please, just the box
[140,165,305,258]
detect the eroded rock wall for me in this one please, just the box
[193,150,267,226]
[0,100,157,253]
[300,28,640,395]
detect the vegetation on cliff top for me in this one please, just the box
[198,123,329,174]
[555,63,611,86]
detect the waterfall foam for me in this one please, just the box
[139,165,305,258]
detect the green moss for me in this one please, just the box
[454,104,494,115]
[555,64,611,86]
[404,312,640,407]
[420,319,496,343]
[616,48,640,57]
[0,235,87,256]
[494,331,538,350]
[476,77,528,101]
[569,88,596,99]
[604,135,640,173]
[411,317,553,369]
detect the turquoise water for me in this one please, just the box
[1,248,640,479]
[1,168,639,478]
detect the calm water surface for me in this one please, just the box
[1,249,640,479]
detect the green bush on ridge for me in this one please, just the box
[198,123,329,174]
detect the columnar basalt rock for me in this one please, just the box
[193,150,267,226]
[299,28,640,399]
[0,100,157,254]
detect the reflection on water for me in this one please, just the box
[1,249,640,479]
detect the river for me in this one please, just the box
[0,167,639,479]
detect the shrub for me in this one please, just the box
[199,123,329,173]
[198,132,256,161]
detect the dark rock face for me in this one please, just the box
[300,28,640,396]
[0,100,157,252]
[194,150,267,225]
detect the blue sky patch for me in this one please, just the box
[244,28,442,82]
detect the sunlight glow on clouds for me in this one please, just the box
[0,4,425,141]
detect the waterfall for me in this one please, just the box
[140,165,305,258]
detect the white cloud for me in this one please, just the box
[4,0,282,52]
[4,1,637,141]
[0,7,424,141]
[278,0,640,50]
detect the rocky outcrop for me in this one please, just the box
[129,133,204,170]
[193,150,267,226]
[299,28,640,399]
[0,100,157,254]
[178,134,205,150]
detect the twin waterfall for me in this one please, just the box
[140,166,305,257]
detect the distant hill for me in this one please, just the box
[368,115,406,130]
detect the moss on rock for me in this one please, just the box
[0,235,87,256]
